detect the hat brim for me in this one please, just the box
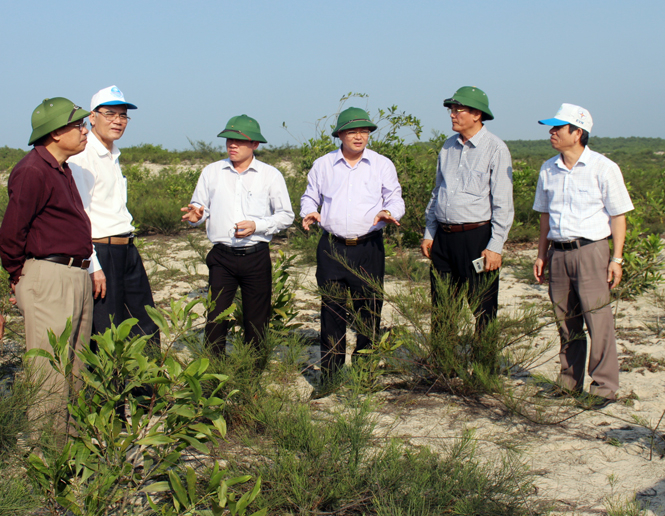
[538,117,569,126]
[95,100,138,110]
[28,107,90,146]
[332,120,378,138]
[217,129,267,143]
[443,96,494,121]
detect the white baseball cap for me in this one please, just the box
[538,103,593,133]
[90,85,137,111]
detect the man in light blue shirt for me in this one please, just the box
[301,107,404,378]
[182,115,294,357]
[422,86,513,332]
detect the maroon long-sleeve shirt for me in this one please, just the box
[0,145,92,283]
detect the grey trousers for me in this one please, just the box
[548,240,619,398]
[15,259,93,430]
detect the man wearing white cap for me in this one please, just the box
[533,103,633,408]
[69,86,159,345]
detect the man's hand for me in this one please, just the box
[91,270,107,299]
[0,313,5,340]
[234,220,256,238]
[533,257,548,284]
[373,210,401,227]
[302,212,321,231]
[181,204,205,223]
[608,261,623,289]
[9,281,16,305]
[421,239,433,259]
[482,249,502,272]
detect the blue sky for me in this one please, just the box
[1,0,663,150]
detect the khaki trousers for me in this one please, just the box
[15,259,93,430]
[548,240,619,398]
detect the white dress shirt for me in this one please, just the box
[299,147,405,239]
[189,157,294,245]
[533,146,634,242]
[68,132,135,273]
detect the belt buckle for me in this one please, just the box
[345,237,358,246]
[441,225,452,233]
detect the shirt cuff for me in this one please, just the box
[88,251,102,274]
[486,238,504,255]
[254,218,268,235]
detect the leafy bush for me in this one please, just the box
[24,299,265,516]
[126,165,200,234]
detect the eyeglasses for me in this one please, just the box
[447,107,470,116]
[343,129,371,137]
[69,121,88,131]
[95,110,131,123]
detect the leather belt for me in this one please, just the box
[438,220,490,233]
[214,242,269,256]
[325,230,382,246]
[92,235,134,245]
[36,255,91,269]
[551,238,603,251]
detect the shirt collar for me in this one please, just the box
[34,145,64,172]
[456,125,487,148]
[333,146,371,167]
[87,131,120,160]
[222,156,259,173]
[555,145,590,171]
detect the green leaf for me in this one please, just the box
[137,434,175,446]
[226,475,252,487]
[176,434,210,454]
[24,348,54,361]
[146,305,170,340]
[142,481,172,493]
[116,318,139,341]
[211,417,227,437]
[169,470,189,506]
[186,466,197,505]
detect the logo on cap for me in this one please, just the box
[110,87,123,99]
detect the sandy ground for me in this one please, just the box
[39,232,665,515]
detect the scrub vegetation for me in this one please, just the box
[0,102,664,514]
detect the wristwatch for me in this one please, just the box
[611,257,623,265]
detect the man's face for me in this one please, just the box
[57,119,89,156]
[339,127,371,154]
[90,105,129,143]
[549,124,579,152]
[449,105,482,135]
[226,138,259,163]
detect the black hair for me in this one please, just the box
[568,124,589,146]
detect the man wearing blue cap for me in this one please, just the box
[69,86,159,345]
[421,87,514,332]
[533,103,633,408]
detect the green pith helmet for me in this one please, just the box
[28,98,90,146]
[443,86,494,121]
[332,107,378,137]
[217,114,267,143]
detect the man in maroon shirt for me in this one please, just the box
[0,97,94,431]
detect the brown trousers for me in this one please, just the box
[15,259,93,430]
[548,240,619,398]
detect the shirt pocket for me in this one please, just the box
[244,191,269,218]
[462,170,489,198]
[573,187,602,215]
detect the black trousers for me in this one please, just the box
[316,232,385,375]
[430,223,499,331]
[205,244,272,355]
[93,242,159,342]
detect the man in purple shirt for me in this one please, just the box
[0,97,93,431]
[301,107,405,379]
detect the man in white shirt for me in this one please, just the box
[533,103,634,407]
[69,86,159,345]
[182,115,294,356]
